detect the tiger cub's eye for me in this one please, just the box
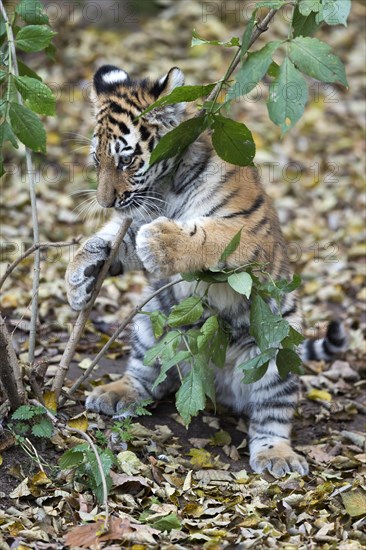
[120,154,133,165]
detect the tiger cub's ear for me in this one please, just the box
[155,67,185,97]
[94,65,130,95]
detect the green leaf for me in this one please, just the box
[0,19,6,37]
[168,296,204,327]
[143,331,181,366]
[87,449,114,487]
[241,10,257,58]
[14,76,56,116]
[227,41,281,100]
[149,310,167,340]
[16,25,56,52]
[298,0,321,16]
[195,354,216,408]
[289,37,348,87]
[241,362,269,384]
[31,417,53,438]
[176,355,214,424]
[238,349,276,371]
[267,61,280,78]
[0,156,4,178]
[17,60,43,81]
[181,272,197,282]
[238,349,275,383]
[197,316,219,350]
[211,327,229,368]
[276,274,302,293]
[152,350,191,390]
[292,6,320,38]
[268,57,308,133]
[282,326,305,349]
[228,271,253,298]
[211,114,256,166]
[0,69,6,83]
[139,84,216,117]
[9,103,46,153]
[219,228,242,264]
[322,0,351,26]
[249,295,290,352]
[16,0,50,24]
[150,116,208,165]
[150,513,182,532]
[45,42,57,60]
[192,270,229,283]
[191,30,240,48]
[258,274,301,304]
[12,405,44,420]
[276,348,303,379]
[0,122,19,149]
[59,449,85,470]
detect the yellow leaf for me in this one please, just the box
[210,429,231,446]
[7,521,24,536]
[31,471,51,486]
[67,413,88,432]
[341,489,366,517]
[307,389,332,402]
[47,131,60,145]
[0,454,2,466]
[43,390,57,412]
[189,448,214,468]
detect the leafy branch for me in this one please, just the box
[143,0,349,167]
[144,232,304,424]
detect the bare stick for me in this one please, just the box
[61,277,184,405]
[198,8,279,115]
[29,400,109,531]
[0,237,82,291]
[52,217,132,399]
[0,1,41,366]
[0,315,25,409]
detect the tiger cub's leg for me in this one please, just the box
[85,301,178,416]
[247,360,308,478]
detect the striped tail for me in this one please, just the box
[300,320,347,362]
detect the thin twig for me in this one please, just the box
[0,314,25,409]
[0,237,82,290]
[198,8,279,115]
[29,400,109,531]
[52,218,132,400]
[61,277,184,405]
[25,437,46,473]
[0,0,42,366]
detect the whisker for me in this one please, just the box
[70,189,96,197]
[63,132,92,144]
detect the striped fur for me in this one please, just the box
[66,66,346,478]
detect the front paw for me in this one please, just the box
[66,236,111,311]
[250,444,309,478]
[136,217,182,277]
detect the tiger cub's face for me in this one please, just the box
[92,65,185,211]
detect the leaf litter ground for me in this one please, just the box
[0,1,365,548]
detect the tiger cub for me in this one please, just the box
[66,66,346,477]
